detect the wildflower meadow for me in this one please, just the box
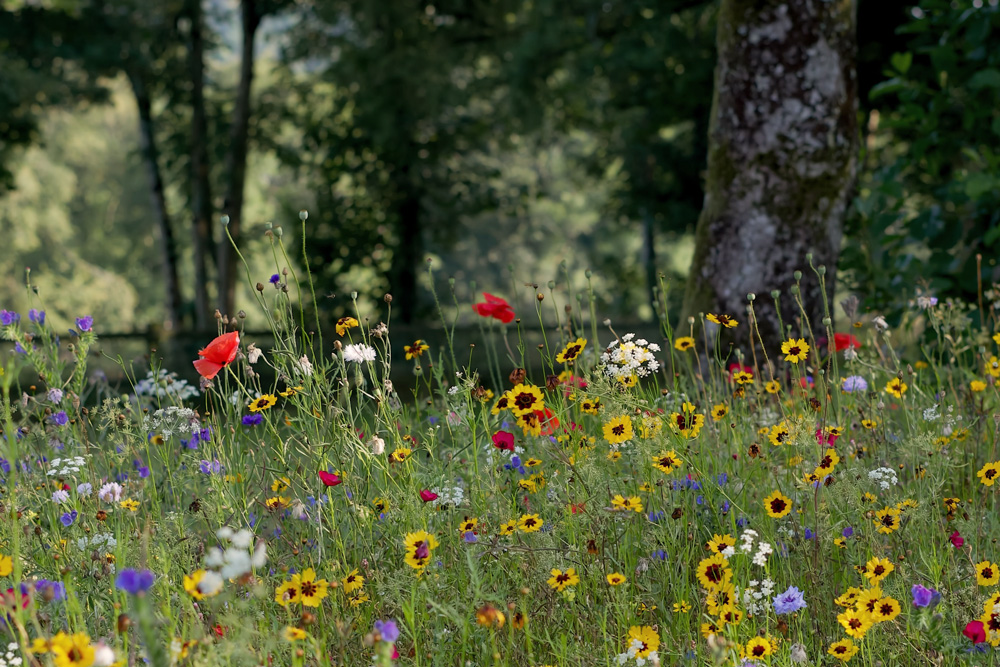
[2,235,1000,667]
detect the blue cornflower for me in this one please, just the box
[648,511,665,523]
[269,274,280,284]
[842,375,868,393]
[34,579,66,601]
[773,585,807,614]
[911,584,941,608]
[650,549,668,561]
[374,619,400,643]
[242,414,264,426]
[50,411,69,426]
[804,527,815,539]
[199,459,222,474]
[717,472,728,486]
[842,526,854,538]
[462,531,478,543]
[75,315,93,332]
[115,568,155,594]
[60,510,77,527]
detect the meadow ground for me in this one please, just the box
[2,254,1000,667]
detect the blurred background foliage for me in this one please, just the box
[0,0,998,333]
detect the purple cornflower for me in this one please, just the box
[242,414,264,426]
[47,388,63,403]
[773,586,807,615]
[374,619,399,643]
[842,526,854,538]
[0,310,20,326]
[28,309,45,325]
[115,569,155,594]
[911,584,941,608]
[462,531,478,543]
[842,375,868,393]
[269,274,281,285]
[60,510,77,527]
[50,411,69,426]
[803,528,815,539]
[75,315,93,332]
[199,459,222,475]
[34,579,66,602]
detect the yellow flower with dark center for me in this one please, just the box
[884,378,908,398]
[871,596,901,622]
[475,604,505,628]
[547,568,580,592]
[248,394,278,412]
[828,638,859,662]
[707,313,738,328]
[271,476,291,493]
[837,609,873,639]
[581,397,602,415]
[617,374,638,388]
[972,380,988,392]
[672,600,691,613]
[342,568,364,594]
[390,447,411,463]
[835,587,862,608]
[988,355,1000,377]
[781,338,810,363]
[855,587,883,616]
[606,572,626,586]
[335,316,359,336]
[814,449,840,475]
[284,627,308,641]
[524,458,542,467]
[279,385,304,397]
[711,404,728,421]
[639,415,663,438]
[862,419,877,429]
[763,490,792,519]
[373,497,388,514]
[459,517,478,533]
[976,560,1000,586]
[509,383,544,416]
[266,496,289,511]
[517,411,543,436]
[499,520,516,536]
[674,336,695,351]
[556,338,587,364]
[626,626,660,658]
[744,637,772,659]
[611,494,643,513]
[603,415,634,445]
[669,402,705,439]
[349,591,369,606]
[404,340,429,360]
[290,569,328,607]
[119,499,139,512]
[706,582,736,615]
[404,531,439,571]
[863,557,894,585]
[873,506,902,534]
[978,461,1000,487]
[861,492,877,504]
[183,570,219,600]
[717,604,743,626]
[651,450,681,474]
[607,451,622,461]
[706,534,735,555]
[765,380,780,394]
[695,553,731,590]
[517,514,543,533]
[732,370,754,385]
[50,632,95,667]
[491,391,512,415]
[768,422,791,446]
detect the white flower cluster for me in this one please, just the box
[342,343,376,364]
[78,532,117,551]
[430,485,465,509]
[600,334,661,380]
[737,528,773,566]
[0,642,23,667]
[134,369,200,401]
[144,406,200,440]
[922,404,940,422]
[615,639,657,667]
[205,527,267,581]
[868,467,898,490]
[47,456,87,477]
[741,578,776,616]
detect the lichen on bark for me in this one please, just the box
[682,0,858,354]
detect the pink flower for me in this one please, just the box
[492,430,515,451]
[473,293,515,324]
[419,489,438,503]
[950,530,964,548]
[318,471,342,487]
[964,620,986,644]
[815,428,839,447]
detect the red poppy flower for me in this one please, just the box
[950,530,964,548]
[964,620,986,644]
[419,489,438,503]
[318,471,342,487]
[492,430,515,451]
[473,293,515,324]
[213,624,227,638]
[832,333,862,352]
[568,502,586,515]
[193,331,240,380]
[536,407,559,436]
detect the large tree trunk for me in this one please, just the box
[218,0,260,316]
[128,69,184,331]
[186,0,215,330]
[682,0,857,353]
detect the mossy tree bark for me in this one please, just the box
[682,0,857,354]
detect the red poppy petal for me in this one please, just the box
[198,331,240,364]
[193,359,224,380]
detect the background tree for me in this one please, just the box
[682,0,858,351]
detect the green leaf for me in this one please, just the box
[968,68,1000,90]
[869,79,907,100]
[891,51,913,74]
[964,172,997,199]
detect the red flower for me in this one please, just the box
[492,430,515,451]
[193,331,240,380]
[816,428,839,447]
[950,530,964,548]
[213,624,227,638]
[568,502,586,515]
[536,407,559,436]
[473,293,515,324]
[832,333,862,352]
[964,620,986,644]
[799,376,815,389]
[318,471,342,487]
[419,489,438,503]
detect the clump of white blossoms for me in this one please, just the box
[868,467,898,490]
[342,343,376,364]
[144,406,201,440]
[47,456,87,477]
[741,578,776,616]
[205,527,267,580]
[615,638,658,667]
[430,485,465,509]
[600,333,660,380]
[78,532,117,551]
[738,528,758,553]
[0,642,23,667]
[134,368,200,401]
